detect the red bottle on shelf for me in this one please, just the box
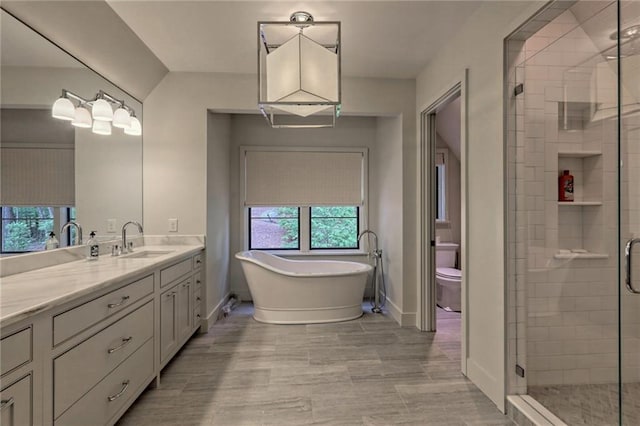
[558,170,574,202]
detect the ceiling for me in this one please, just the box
[106,1,483,79]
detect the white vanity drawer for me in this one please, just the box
[53,301,154,419]
[193,253,203,270]
[53,274,154,346]
[54,338,154,426]
[0,374,32,426]
[1,327,32,377]
[160,258,191,287]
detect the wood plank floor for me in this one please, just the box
[116,305,513,425]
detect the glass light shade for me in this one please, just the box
[52,97,75,120]
[71,106,92,128]
[124,117,142,136]
[265,33,338,117]
[92,119,111,135]
[112,107,131,129]
[92,98,113,122]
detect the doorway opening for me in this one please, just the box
[419,73,467,375]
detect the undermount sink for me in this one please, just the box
[121,250,174,259]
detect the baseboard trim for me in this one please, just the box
[385,298,417,327]
[201,291,231,331]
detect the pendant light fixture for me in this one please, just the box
[51,89,141,136]
[258,11,341,128]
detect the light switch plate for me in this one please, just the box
[107,219,117,233]
[168,218,178,232]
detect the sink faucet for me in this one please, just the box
[61,221,83,245]
[121,221,143,254]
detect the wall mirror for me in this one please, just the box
[0,9,143,255]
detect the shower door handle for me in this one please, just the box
[625,238,640,294]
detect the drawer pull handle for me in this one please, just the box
[196,280,201,284]
[107,296,130,309]
[196,259,201,264]
[196,297,201,301]
[0,397,15,411]
[107,380,130,402]
[107,337,133,354]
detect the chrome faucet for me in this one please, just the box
[358,230,381,263]
[121,221,143,254]
[61,221,83,245]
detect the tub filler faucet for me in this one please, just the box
[358,230,385,313]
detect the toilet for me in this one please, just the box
[436,242,461,312]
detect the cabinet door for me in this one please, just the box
[0,374,31,426]
[160,287,178,363]
[177,280,192,341]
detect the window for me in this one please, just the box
[249,207,300,250]
[436,149,447,221]
[310,206,359,249]
[436,163,446,220]
[1,206,75,253]
[248,206,360,251]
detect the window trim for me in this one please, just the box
[239,145,369,254]
[309,206,360,250]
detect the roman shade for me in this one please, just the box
[243,149,364,206]
[1,147,75,206]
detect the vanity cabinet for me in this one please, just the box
[159,252,203,365]
[0,246,205,426]
[0,374,32,426]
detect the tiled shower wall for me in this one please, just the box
[507,3,640,391]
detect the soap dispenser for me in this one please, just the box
[45,232,59,250]
[87,231,99,261]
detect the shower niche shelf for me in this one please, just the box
[553,251,609,260]
[557,151,603,205]
[554,150,605,258]
[557,201,602,206]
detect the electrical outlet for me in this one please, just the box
[107,219,117,233]
[168,218,178,232]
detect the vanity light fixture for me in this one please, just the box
[258,11,341,128]
[51,89,141,136]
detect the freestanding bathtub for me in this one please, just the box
[235,250,372,324]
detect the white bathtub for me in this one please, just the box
[235,250,372,324]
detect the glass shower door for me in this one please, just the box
[619,1,640,423]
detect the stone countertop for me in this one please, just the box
[0,243,204,329]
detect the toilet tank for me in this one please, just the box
[436,243,459,268]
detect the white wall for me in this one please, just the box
[373,116,404,313]
[206,112,231,325]
[415,0,545,410]
[144,72,416,325]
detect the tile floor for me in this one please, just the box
[117,305,513,425]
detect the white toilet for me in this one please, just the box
[436,242,461,312]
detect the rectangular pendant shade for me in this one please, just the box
[258,17,340,127]
[244,149,364,206]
